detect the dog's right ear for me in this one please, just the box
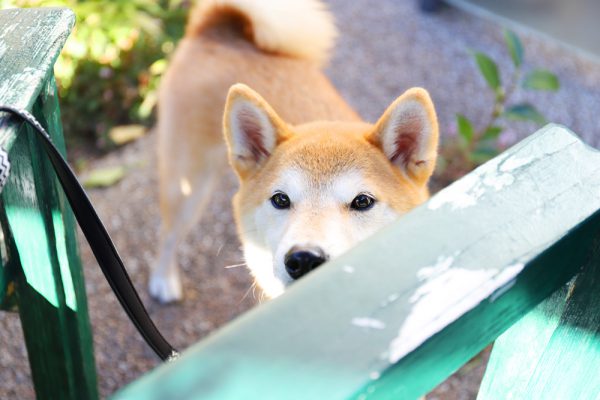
[223,84,289,179]
[367,88,439,187]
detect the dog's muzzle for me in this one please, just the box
[284,246,327,280]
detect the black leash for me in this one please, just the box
[0,106,179,362]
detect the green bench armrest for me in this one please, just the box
[113,124,600,400]
[0,8,98,400]
[478,245,600,399]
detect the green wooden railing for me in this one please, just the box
[113,124,600,400]
[0,8,98,400]
[1,7,599,400]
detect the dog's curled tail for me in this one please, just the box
[187,0,337,66]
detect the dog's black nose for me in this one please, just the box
[284,246,327,280]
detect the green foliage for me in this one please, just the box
[473,52,501,91]
[83,165,127,188]
[522,70,560,91]
[441,30,560,177]
[504,30,523,67]
[456,114,474,144]
[2,0,188,148]
[504,103,547,125]
[482,125,503,140]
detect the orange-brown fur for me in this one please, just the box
[151,1,438,302]
[233,122,430,226]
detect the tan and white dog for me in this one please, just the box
[149,0,439,302]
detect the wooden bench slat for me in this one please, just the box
[0,8,74,110]
[0,7,77,301]
[113,124,600,400]
[478,244,600,400]
[0,9,99,399]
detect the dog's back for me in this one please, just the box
[151,0,358,302]
[161,0,359,134]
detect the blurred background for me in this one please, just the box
[0,0,599,398]
[0,0,188,155]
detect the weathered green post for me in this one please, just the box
[0,8,98,399]
[477,240,600,399]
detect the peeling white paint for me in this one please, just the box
[540,128,578,155]
[483,172,515,191]
[352,317,386,330]
[343,265,355,274]
[500,155,533,172]
[1,21,19,37]
[22,67,45,80]
[380,292,400,308]
[416,254,456,281]
[369,371,381,380]
[489,265,522,301]
[428,156,520,211]
[0,66,48,102]
[387,293,399,303]
[428,173,484,210]
[388,262,525,363]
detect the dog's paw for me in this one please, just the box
[148,270,182,304]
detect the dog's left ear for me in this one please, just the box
[223,83,289,179]
[367,88,439,186]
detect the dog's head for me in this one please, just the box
[223,84,438,297]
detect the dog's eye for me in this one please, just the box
[350,193,375,211]
[271,192,291,209]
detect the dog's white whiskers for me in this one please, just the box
[224,262,247,269]
[257,287,268,303]
[239,281,257,305]
[216,243,225,257]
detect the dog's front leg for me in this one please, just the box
[149,231,183,303]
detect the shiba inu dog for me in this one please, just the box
[149,0,439,302]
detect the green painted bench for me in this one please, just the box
[0,7,97,400]
[112,123,600,399]
[1,7,599,400]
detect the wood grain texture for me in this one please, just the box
[0,8,98,399]
[478,242,600,400]
[0,7,75,302]
[113,124,600,400]
[0,8,75,110]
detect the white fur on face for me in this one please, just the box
[240,167,400,297]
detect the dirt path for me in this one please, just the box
[1,1,598,398]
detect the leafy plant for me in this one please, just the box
[1,0,189,149]
[440,30,560,175]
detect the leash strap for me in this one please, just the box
[0,106,179,362]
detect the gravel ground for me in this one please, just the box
[1,1,599,399]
